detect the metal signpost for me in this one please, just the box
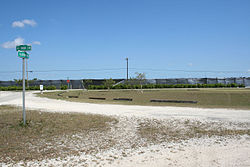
[16,45,32,51]
[18,51,29,59]
[16,45,31,125]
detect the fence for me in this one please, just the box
[154,77,250,86]
[0,78,249,89]
[0,79,123,89]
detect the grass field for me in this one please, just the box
[1,105,249,165]
[39,88,250,109]
[0,105,117,163]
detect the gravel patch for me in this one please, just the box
[0,91,250,166]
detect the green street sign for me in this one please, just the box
[16,45,32,51]
[18,51,29,59]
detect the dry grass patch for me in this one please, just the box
[0,105,117,163]
[138,119,250,144]
[39,88,250,109]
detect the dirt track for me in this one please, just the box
[0,91,250,166]
[1,91,250,122]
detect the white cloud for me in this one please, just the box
[12,21,25,28]
[32,41,41,45]
[23,19,36,26]
[12,19,37,28]
[1,37,24,49]
[188,63,193,67]
[1,37,41,49]
[248,69,250,72]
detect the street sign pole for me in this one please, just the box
[16,45,31,126]
[26,59,29,88]
[22,57,26,125]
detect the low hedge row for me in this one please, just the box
[88,83,245,90]
[1,83,245,91]
[60,85,68,90]
[0,85,58,91]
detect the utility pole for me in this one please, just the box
[126,58,128,81]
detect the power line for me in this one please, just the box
[33,68,130,73]
[0,68,249,74]
[133,68,249,74]
[0,70,21,74]
[0,68,130,73]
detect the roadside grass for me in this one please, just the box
[1,105,250,165]
[0,105,117,163]
[138,119,250,144]
[38,88,250,109]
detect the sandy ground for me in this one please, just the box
[0,91,250,167]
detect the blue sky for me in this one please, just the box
[0,0,249,80]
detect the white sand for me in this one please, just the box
[0,91,250,167]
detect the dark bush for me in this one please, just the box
[44,86,56,90]
[61,85,68,90]
[83,83,245,90]
[28,86,40,90]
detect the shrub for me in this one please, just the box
[0,85,60,91]
[113,85,120,89]
[36,83,244,91]
[27,86,39,90]
[143,84,154,89]
[236,83,243,87]
[44,86,56,90]
[103,78,115,89]
[61,85,68,90]
[88,85,95,89]
[0,87,8,91]
[230,83,237,87]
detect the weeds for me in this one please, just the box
[138,119,250,144]
[0,105,117,163]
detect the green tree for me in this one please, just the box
[14,79,22,86]
[83,79,93,89]
[28,78,38,85]
[14,79,28,86]
[135,72,146,90]
[103,78,115,89]
[14,78,38,87]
